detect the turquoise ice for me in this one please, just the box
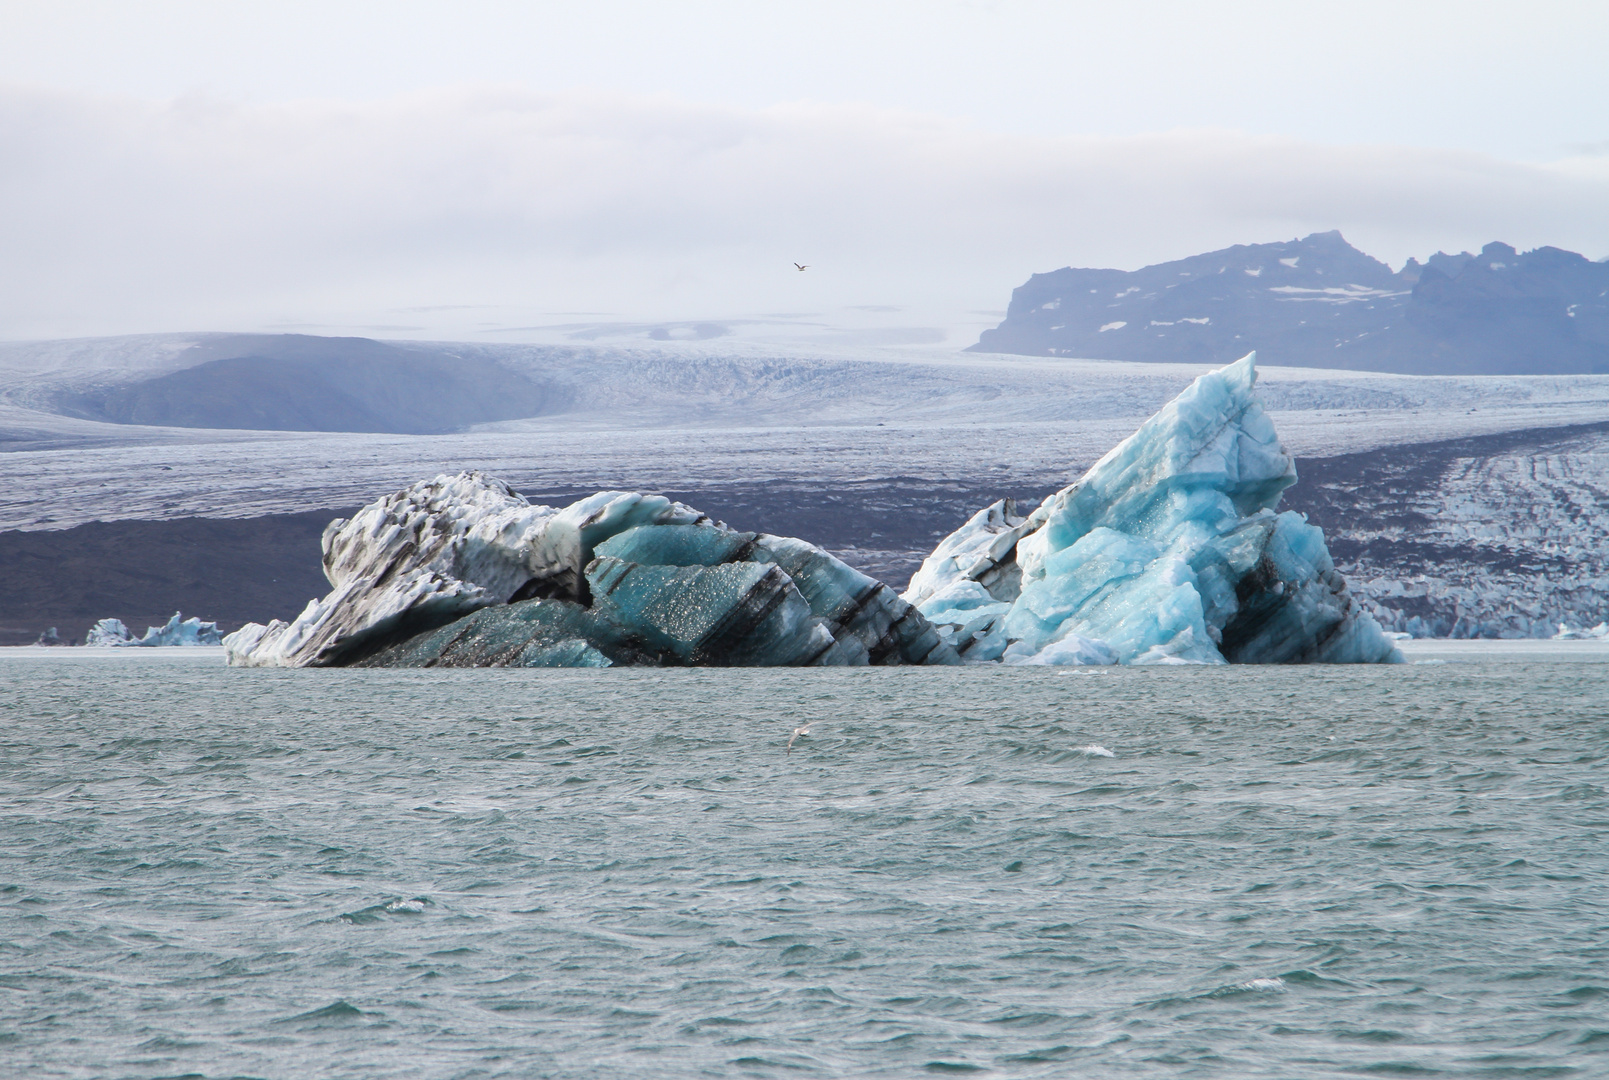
[905,354,1400,665]
[341,517,956,669]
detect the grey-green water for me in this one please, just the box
[3,647,1608,1078]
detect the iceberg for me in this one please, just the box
[223,474,699,666]
[227,476,954,668]
[87,612,224,647]
[1554,622,1609,641]
[226,353,1397,668]
[903,354,1400,665]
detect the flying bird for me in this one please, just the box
[787,725,811,753]
[794,262,809,271]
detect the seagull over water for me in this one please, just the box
[794,262,809,271]
[787,725,811,753]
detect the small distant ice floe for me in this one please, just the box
[1079,745,1116,758]
[1553,622,1609,641]
[384,898,428,914]
[339,896,433,924]
[86,612,223,647]
[1230,977,1287,993]
[33,627,68,646]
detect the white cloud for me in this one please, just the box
[2,84,1607,341]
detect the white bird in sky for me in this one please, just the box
[787,725,811,753]
[794,262,809,271]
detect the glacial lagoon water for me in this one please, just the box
[3,645,1608,1079]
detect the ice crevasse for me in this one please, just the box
[224,353,1400,667]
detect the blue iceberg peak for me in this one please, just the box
[906,353,1400,666]
[1025,352,1294,561]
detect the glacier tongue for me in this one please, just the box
[904,353,1401,665]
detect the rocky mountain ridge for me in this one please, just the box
[973,232,1609,375]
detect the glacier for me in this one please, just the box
[87,612,224,647]
[225,353,1398,668]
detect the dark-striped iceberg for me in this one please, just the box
[224,477,953,668]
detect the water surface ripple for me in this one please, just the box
[2,653,1607,1078]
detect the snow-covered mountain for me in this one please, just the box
[974,232,1609,375]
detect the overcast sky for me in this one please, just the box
[3,1,1607,344]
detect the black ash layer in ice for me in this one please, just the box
[224,477,950,669]
[900,354,1399,665]
[224,355,1399,667]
